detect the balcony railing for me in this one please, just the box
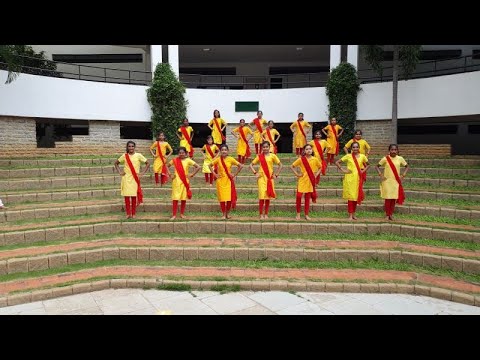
[1,54,479,88]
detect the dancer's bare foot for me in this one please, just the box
[209,183,213,187]
[221,215,226,220]
[126,215,131,219]
[348,215,355,221]
[264,214,269,220]
[352,216,358,220]
[226,214,232,219]
[131,215,136,219]
[296,214,301,221]
[259,214,265,220]
[388,215,394,221]
[305,215,311,221]
[169,216,176,221]
[180,214,187,219]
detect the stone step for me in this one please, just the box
[0,174,478,191]
[1,201,479,223]
[1,246,479,277]
[1,157,479,168]
[0,165,478,179]
[1,220,478,247]
[3,187,480,204]
[2,277,478,309]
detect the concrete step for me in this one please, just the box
[1,201,479,223]
[0,174,478,191]
[2,187,480,205]
[1,220,478,247]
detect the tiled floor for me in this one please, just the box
[1,289,480,315]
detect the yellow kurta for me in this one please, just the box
[309,139,329,162]
[212,156,240,202]
[170,158,197,200]
[262,128,280,152]
[292,156,322,193]
[291,120,311,148]
[177,126,194,152]
[378,156,407,199]
[251,154,281,199]
[232,126,253,156]
[208,118,227,144]
[251,118,268,144]
[118,153,147,197]
[150,141,173,173]
[323,124,343,155]
[202,144,219,173]
[340,154,368,201]
[344,139,371,155]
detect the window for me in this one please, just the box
[120,122,152,140]
[398,125,458,135]
[52,54,143,63]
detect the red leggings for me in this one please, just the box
[220,201,232,214]
[155,173,168,185]
[255,143,260,154]
[296,192,312,215]
[384,199,396,216]
[347,200,357,214]
[259,199,271,215]
[327,153,335,164]
[172,200,187,216]
[237,155,246,164]
[124,196,137,216]
[204,173,214,184]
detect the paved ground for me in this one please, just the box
[1,289,480,315]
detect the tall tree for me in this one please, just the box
[0,45,22,84]
[361,45,421,143]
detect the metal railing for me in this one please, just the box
[1,54,479,88]
[0,54,152,85]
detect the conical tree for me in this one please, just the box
[147,63,188,152]
[326,62,361,148]
[361,45,421,143]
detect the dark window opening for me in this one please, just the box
[382,50,462,61]
[472,50,480,60]
[269,66,329,75]
[36,119,89,148]
[468,125,480,134]
[180,67,236,75]
[52,54,143,64]
[120,123,152,140]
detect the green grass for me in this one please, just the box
[156,283,192,291]
[0,258,479,288]
[210,284,241,294]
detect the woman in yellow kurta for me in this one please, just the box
[290,112,311,156]
[231,119,253,164]
[167,146,201,220]
[309,130,329,180]
[176,118,194,158]
[262,120,281,154]
[322,117,344,164]
[335,142,370,221]
[114,141,150,219]
[149,132,173,186]
[249,141,283,220]
[202,135,219,186]
[209,144,244,219]
[376,144,409,221]
[344,130,371,156]
[291,144,322,221]
[249,111,268,155]
[208,109,227,146]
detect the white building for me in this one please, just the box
[1,45,479,155]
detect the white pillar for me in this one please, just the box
[150,45,162,74]
[168,45,179,78]
[347,45,359,69]
[330,45,342,71]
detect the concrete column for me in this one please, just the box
[347,45,359,69]
[150,45,163,74]
[168,45,180,78]
[330,45,342,71]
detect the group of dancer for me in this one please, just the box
[114,110,409,222]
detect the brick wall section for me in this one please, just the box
[356,120,451,156]
[0,117,37,148]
